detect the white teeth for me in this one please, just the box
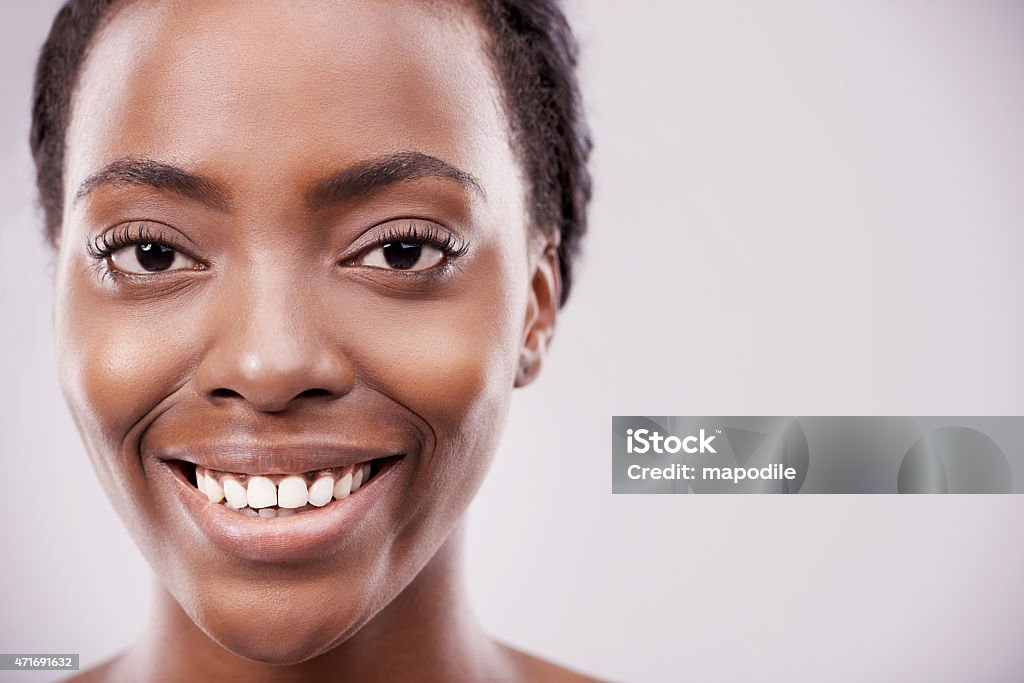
[246,476,277,509]
[223,477,248,509]
[277,476,309,509]
[308,477,334,507]
[333,471,353,499]
[205,474,224,504]
[198,462,379,516]
[352,463,372,491]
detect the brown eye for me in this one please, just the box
[360,242,445,271]
[110,243,198,274]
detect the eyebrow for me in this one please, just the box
[74,151,484,213]
[306,151,485,210]
[74,158,232,211]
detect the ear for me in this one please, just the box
[515,241,561,388]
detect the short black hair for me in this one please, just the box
[30,0,592,305]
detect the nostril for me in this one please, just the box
[210,388,243,400]
[296,388,334,400]
[207,386,336,408]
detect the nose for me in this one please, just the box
[193,272,354,413]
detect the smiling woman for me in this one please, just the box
[31,0,595,681]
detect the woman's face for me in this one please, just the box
[53,0,554,663]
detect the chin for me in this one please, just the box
[181,577,369,665]
[215,628,343,666]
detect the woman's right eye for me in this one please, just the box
[109,243,199,274]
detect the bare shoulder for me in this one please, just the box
[496,641,614,683]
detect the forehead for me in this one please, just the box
[65,0,510,208]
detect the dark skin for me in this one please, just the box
[53,1,601,681]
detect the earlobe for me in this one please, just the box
[515,243,561,388]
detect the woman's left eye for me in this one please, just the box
[109,243,199,274]
[358,242,445,271]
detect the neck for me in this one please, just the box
[117,521,512,682]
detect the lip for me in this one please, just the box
[152,453,406,563]
[154,440,402,475]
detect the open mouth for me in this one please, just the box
[173,456,402,519]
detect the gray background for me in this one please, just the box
[2,1,1024,681]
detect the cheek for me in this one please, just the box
[357,286,520,445]
[53,268,203,565]
[344,250,527,500]
[361,300,517,424]
[54,264,195,495]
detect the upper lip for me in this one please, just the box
[151,439,403,474]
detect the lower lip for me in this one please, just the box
[153,456,405,563]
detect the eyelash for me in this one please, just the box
[353,221,470,264]
[85,222,195,283]
[84,220,470,282]
[86,222,171,260]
